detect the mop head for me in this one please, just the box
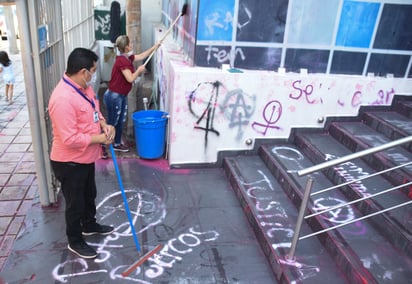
[122,244,163,277]
[181,3,188,16]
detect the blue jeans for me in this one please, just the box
[103,89,128,145]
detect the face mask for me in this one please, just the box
[85,70,97,88]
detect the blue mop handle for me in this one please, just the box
[109,144,141,253]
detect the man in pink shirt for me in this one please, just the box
[49,48,116,259]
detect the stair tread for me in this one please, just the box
[224,155,348,283]
[260,143,412,283]
[296,131,411,228]
[394,99,412,119]
[364,110,412,135]
[329,121,412,178]
[222,96,412,283]
[362,111,412,153]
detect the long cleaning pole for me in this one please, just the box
[143,3,188,67]
[109,144,141,253]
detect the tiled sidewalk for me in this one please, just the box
[0,52,39,271]
[0,51,141,272]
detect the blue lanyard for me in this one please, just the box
[63,77,96,109]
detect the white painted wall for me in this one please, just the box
[152,27,412,167]
[141,0,161,51]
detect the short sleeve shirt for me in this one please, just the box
[108,54,135,95]
[48,74,104,164]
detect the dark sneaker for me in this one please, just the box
[68,241,97,259]
[113,144,129,152]
[82,223,114,236]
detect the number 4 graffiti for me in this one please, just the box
[188,81,221,147]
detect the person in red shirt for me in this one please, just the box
[48,48,116,259]
[103,35,159,152]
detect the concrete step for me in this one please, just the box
[362,110,412,152]
[294,131,412,256]
[222,95,412,283]
[393,96,412,119]
[328,121,412,189]
[261,141,412,283]
[223,155,349,284]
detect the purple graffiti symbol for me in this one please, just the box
[372,88,396,105]
[351,90,362,107]
[252,100,282,136]
[341,220,367,236]
[372,89,385,105]
[289,80,316,104]
[385,88,395,104]
[303,84,315,104]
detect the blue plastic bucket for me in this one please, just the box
[132,110,168,159]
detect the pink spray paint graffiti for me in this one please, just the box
[351,87,396,107]
[289,80,318,104]
[252,100,282,136]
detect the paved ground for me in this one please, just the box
[0,48,38,273]
[0,47,277,283]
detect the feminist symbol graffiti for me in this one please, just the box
[252,100,282,136]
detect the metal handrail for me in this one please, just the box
[306,181,412,218]
[297,136,412,176]
[300,200,412,240]
[311,161,412,196]
[286,135,412,261]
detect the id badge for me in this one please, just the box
[93,111,99,123]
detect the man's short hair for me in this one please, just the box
[66,48,99,75]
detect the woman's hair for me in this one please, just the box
[66,48,99,75]
[115,35,129,53]
[0,51,11,67]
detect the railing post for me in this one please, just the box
[286,177,314,261]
